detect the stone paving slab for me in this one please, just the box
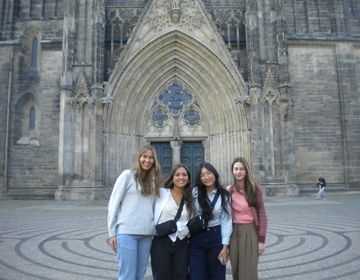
[0,195,359,280]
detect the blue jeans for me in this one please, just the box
[316,185,326,199]
[116,232,153,280]
[189,225,225,280]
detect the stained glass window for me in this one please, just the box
[152,109,168,127]
[158,81,193,116]
[184,109,200,126]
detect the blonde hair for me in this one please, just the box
[133,145,163,196]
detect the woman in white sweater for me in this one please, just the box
[107,145,163,280]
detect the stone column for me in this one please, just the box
[248,86,265,179]
[335,43,359,187]
[56,0,107,200]
[245,0,261,86]
[90,0,106,191]
[171,141,182,166]
[58,0,75,185]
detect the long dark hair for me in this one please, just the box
[231,157,257,207]
[163,163,194,218]
[194,162,230,222]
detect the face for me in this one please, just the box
[232,161,247,183]
[139,149,155,171]
[200,167,215,189]
[173,167,189,189]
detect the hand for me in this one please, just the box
[218,245,229,265]
[109,236,117,253]
[258,242,265,255]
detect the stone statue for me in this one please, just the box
[170,0,181,23]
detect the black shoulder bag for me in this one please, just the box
[187,191,221,235]
[155,197,185,237]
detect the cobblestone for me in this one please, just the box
[0,194,359,280]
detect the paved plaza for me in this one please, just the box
[0,194,359,280]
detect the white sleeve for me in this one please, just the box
[220,198,233,245]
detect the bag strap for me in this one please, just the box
[207,190,221,209]
[174,196,185,222]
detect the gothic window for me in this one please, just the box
[14,0,21,17]
[347,0,355,16]
[31,38,38,69]
[151,81,202,129]
[123,20,131,44]
[184,108,200,126]
[152,108,168,127]
[29,106,36,129]
[158,81,193,116]
[14,93,40,146]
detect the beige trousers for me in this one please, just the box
[229,223,258,280]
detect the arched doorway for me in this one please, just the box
[103,5,249,187]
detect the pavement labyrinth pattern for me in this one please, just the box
[0,196,359,280]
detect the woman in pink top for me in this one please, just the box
[227,157,268,280]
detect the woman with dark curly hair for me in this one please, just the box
[151,163,194,280]
[188,162,232,280]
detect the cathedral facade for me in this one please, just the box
[0,0,359,199]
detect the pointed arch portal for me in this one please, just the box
[104,30,249,186]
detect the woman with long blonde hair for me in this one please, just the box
[108,145,163,280]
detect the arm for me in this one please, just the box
[109,236,117,253]
[219,194,232,263]
[107,170,132,238]
[256,185,268,255]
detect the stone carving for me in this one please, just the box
[69,74,95,109]
[146,0,205,33]
[101,95,114,105]
[262,69,280,106]
[235,95,250,105]
[170,0,181,23]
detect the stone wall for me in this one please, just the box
[0,0,359,199]
[284,0,360,35]
[338,44,360,187]
[288,42,359,186]
[0,46,12,192]
[5,44,62,198]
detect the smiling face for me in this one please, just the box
[139,149,155,171]
[232,161,247,183]
[200,167,215,190]
[172,167,190,189]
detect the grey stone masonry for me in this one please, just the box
[0,0,359,200]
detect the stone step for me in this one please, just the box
[299,184,360,196]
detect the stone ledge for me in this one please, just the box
[55,186,106,201]
[263,183,299,197]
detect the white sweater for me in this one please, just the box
[107,169,156,237]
